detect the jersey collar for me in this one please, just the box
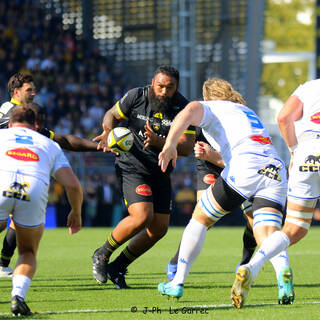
[10,98,21,105]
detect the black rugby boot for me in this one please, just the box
[92,248,109,283]
[11,295,33,316]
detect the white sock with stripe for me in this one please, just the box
[248,231,290,281]
[269,249,289,279]
[171,218,207,287]
[12,274,31,299]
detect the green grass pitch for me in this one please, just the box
[0,226,319,319]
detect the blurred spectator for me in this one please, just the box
[88,99,105,125]
[0,0,233,228]
[26,50,40,70]
[173,174,196,226]
[83,176,98,227]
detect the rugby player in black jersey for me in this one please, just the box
[0,73,100,278]
[92,65,196,289]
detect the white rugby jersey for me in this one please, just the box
[291,79,320,139]
[199,100,278,164]
[0,126,70,185]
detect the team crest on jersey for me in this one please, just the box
[250,135,272,145]
[258,164,281,181]
[136,184,152,196]
[310,112,320,124]
[150,113,163,131]
[6,148,39,162]
[153,112,163,120]
[3,182,30,201]
[299,153,320,172]
[149,117,161,131]
[203,174,216,185]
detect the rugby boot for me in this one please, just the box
[231,264,253,308]
[158,282,183,299]
[92,248,108,283]
[11,295,33,316]
[166,262,177,281]
[278,266,295,305]
[107,262,131,289]
[0,266,13,278]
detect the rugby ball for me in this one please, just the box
[107,127,134,153]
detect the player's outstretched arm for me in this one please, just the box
[93,105,122,152]
[54,133,100,152]
[55,167,83,234]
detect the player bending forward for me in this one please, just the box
[157,78,293,307]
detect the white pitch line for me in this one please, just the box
[0,301,319,316]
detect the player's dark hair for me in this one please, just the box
[24,102,46,129]
[10,106,36,126]
[24,102,46,119]
[154,65,179,83]
[8,73,34,97]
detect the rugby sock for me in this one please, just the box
[111,247,137,270]
[11,275,31,300]
[269,249,289,279]
[98,233,121,260]
[248,231,290,281]
[169,244,181,265]
[239,225,257,265]
[0,227,16,267]
[171,218,207,286]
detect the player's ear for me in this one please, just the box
[8,122,12,128]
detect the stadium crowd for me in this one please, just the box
[0,0,206,227]
[1,1,319,230]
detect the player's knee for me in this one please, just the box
[198,190,228,225]
[252,209,282,230]
[283,217,310,244]
[152,224,168,240]
[132,210,153,228]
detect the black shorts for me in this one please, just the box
[115,165,172,214]
[212,176,283,213]
[197,168,220,191]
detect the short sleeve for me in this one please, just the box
[52,150,71,178]
[199,102,211,128]
[291,84,305,102]
[116,88,141,120]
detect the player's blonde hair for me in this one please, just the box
[202,78,246,105]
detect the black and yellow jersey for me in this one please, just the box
[0,99,54,139]
[0,98,20,129]
[115,86,195,174]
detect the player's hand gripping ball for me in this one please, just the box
[107,127,134,153]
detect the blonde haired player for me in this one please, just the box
[157,78,293,307]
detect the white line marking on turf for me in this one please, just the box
[0,301,319,316]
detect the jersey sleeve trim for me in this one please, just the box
[116,101,128,120]
[183,129,196,135]
[49,130,55,140]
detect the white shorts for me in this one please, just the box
[288,138,320,200]
[0,170,48,227]
[221,152,287,208]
